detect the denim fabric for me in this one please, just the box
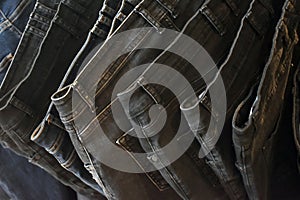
[232,0,299,199]
[271,132,300,200]
[0,142,77,200]
[270,48,300,200]
[110,0,141,35]
[181,0,284,199]
[0,0,35,155]
[292,39,300,173]
[0,0,35,82]
[293,58,300,173]
[0,0,60,157]
[51,0,267,199]
[31,0,122,196]
[0,0,105,197]
[0,185,10,200]
[0,1,78,199]
[53,1,183,200]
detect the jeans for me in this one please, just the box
[52,0,266,199]
[0,0,35,154]
[293,56,300,173]
[0,0,35,82]
[53,1,184,200]
[31,0,123,197]
[0,0,105,197]
[110,0,142,36]
[181,0,284,199]
[270,45,300,200]
[0,142,77,200]
[232,0,299,199]
[0,1,77,199]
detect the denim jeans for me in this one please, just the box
[232,0,299,199]
[0,1,77,199]
[270,46,300,200]
[0,0,105,197]
[181,0,284,199]
[0,0,35,82]
[293,57,300,173]
[110,0,142,36]
[0,0,35,154]
[31,0,122,197]
[0,185,10,200]
[0,142,77,200]
[52,0,269,199]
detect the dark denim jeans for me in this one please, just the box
[0,185,10,200]
[181,0,284,199]
[110,0,142,36]
[0,1,77,199]
[293,57,300,173]
[31,0,122,197]
[51,0,270,199]
[0,0,105,197]
[232,0,299,199]
[0,0,35,154]
[0,0,35,82]
[0,142,77,200]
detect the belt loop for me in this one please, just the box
[134,0,180,33]
[101,4,117,17]
[245,0,273,37]
[155,0,179,18]
[91,26,107,38]
[135,2,165,33]
[115,12,127,22]
[98,15,113,27]
[200,3,226,36]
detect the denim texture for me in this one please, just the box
[270,47,300,200]
[1,0,299,199]
[232,0,299,199]
[0,0,106,197]
[31,0,123,197]
[293,51,300,173]
[110,0,141,35]
[181,0,285,199]
[0,1,77,199]
[51,0,268,199]
[0,0,35,155]
[0,141,77,200]
[0,0,60,156]
[0,0,35,82]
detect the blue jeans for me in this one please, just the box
[0,0,105,198]
[0,143,77,200]
[0,0,35,82]
[0,0,76,199]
